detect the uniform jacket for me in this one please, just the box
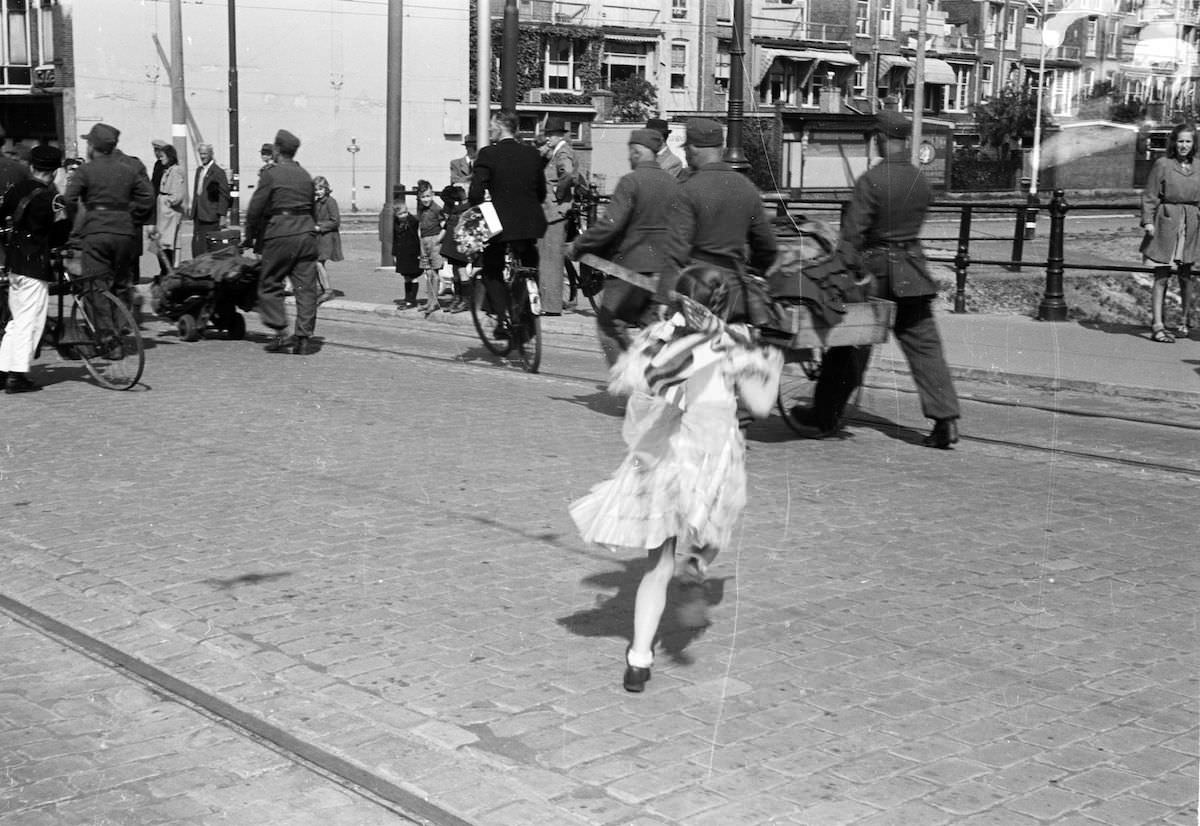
[841,151,936,298]
[542,139,576,223]
[572,159,676,274]
[1139,157,1200,265]
[469,138,547,242]
[314,194,344,262]
[244,159,316,251]
[449,155,473,187]
[663,161,777,277]
[155,163,185,248]
[190,161,231,222]
[65,151,154,238]
[0,178,70,281]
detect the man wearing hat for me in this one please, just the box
[244,129,321,355]
[189,142,231,258]
[794,110,961,448]
[645,118,684,180]
[66,123,154,356]
[537,116,576,314]
[568,127,677,365]
[449,134,477,188]
[661,117,777,308]
[0,145,71,393]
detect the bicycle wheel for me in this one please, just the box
[469,276,512,356]
[777,348,821,435]
[510,274,542,373]
[71,289,145,390]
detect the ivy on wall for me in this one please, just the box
[468,1,603,104]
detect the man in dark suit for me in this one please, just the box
[568,128,677,365]
[189,142,230,258]
[244,129,320,355]
[468,109,547,337]
[449,134,476,188]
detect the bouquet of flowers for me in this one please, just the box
[454,205,497,259]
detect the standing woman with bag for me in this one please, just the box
[152,143,185,274]
[1140,122,1199,342]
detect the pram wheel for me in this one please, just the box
[224,313,246,340]
[177,313,201,342]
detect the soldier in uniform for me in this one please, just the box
[537,117,575,315]
[661,118,777,310]
[794,110,960,448]
[568,128,677,366]
[244,129,320,355]
[65,123,154,355]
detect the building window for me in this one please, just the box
[670,43,686,90]
[2,0,32,86]
[1085,20,1098,56]
[948,63,973,111]
[671,0,687,20]
[1004,6,1018,48]
[879,0,894,36]
[602,40,650,86]
[714,40,730,92]
[854,57,868,95]
[1106,26,1118,59]
[545,36,580,91]
[37,0,51,64]
[981,62,994,94]
[856,0,870,36]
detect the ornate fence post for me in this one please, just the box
[1037,189,1070,321]
[954,205,972,313]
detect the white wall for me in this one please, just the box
[70,0,469,213]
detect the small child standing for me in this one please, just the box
[415,180,445,317]
[312,176,343,304]
[439,185,473,313]
[389,200,422,308]
[570,266,783,693]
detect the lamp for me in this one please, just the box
[1028,5,1059,199]
[347,137,360,212]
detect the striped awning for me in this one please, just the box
[907,57,958,85]
[877,54,911,75]
[757,48,859,85]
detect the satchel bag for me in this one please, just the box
[863,244,935,299]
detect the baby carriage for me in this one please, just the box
[151,244,260,341]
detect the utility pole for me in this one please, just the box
[227,0,241,224]
[910,0,927,166]
[724,0,749,173]
[476,0,491,147]
[382,0,402,265]
[502,0,518,112]
[169,0,188,191]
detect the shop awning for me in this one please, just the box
[877,54,911,75]
[757,48,859,85]
[907,57,957,85]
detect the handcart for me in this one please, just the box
[150,238,260,342]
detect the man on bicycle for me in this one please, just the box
[468,109,547,339]
[65,123,154,359]
[567,128,677,366]
[0,146,72,392]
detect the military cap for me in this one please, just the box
[260,142,275,155]
[684,118,723,148]
[81,123,120,152]
[628,128,663,153]
[646,117,671,140]
[274,129,301,154]
[875,110,912,139]
[544,116,568,135]
[30,144,63,172]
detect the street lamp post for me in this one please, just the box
[347,137,360,212]
[1028,0,1057,200]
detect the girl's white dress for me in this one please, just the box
[570,314,782,553]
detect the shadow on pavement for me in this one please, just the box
[558,557,727,666]
[1078,319,1154,340]
[204,571,294,590]
[548,390,624,418]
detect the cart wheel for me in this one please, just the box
[225,313,246,340]
[777,349,822,435]
[177,314,200,342]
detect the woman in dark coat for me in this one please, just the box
[313,176,343,304]
[1140,123,1199,342]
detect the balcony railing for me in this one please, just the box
[940,34,979,54]
[492,0,589,25]
[751,16,850,44]
[1020,40,1082,61]
[600,2,661,27]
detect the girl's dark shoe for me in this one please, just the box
[5,373,40,394]
[623,664,651,693]
[923,418,959,449]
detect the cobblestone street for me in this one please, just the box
[1,311,1196,825]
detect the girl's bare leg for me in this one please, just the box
[1151,269,1171,334]
[629,537,677,668]
[1178,267,1192,333]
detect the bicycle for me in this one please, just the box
[0,249,145,390]
[564,183,604,314]
[468,244,543,373]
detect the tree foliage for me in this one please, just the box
[608,77,657,122]
[973,86,1052,149]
